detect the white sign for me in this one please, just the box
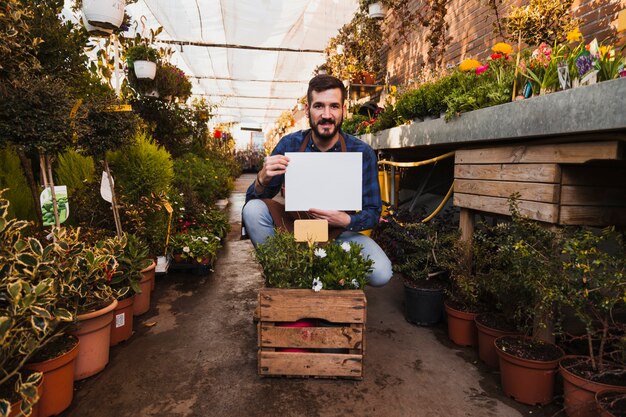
[115,312,125,328]
[284,152,362,212]
[100,171,114,203]
[40,186,69,226]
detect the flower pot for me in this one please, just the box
[82,0,125,30]
[403,284,444,326]
[560,356,626,417]
[81,12,113,37]
[144,88,159,98]
[109,295,135,346]
[7,373,43,417]
[24,336,79,417]
[368,1,385,18]
[475,314,520,369]
[133,60,157,80]
[134,261,156,316]
[444,302,478,347]
[596,390,626,417]
[70,299,118,380]
[495,336,564,406]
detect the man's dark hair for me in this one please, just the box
[307,74,346,105]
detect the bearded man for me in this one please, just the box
[242,74,391,287]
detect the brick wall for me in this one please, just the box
[381,0,626,87]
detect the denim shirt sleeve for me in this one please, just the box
[346,145,381,231]
[245,139,287,202]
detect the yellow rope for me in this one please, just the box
[421,182,454,223]
[376,151,456,223]
[377,151,455,168]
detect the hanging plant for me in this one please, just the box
[155,62,192,101]
[502,0,580,45]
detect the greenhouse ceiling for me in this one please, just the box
[122,0,360,128]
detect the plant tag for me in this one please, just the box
[162,201,173,213]
[294,219,328,243]
[115,312,125,328]
[557,61,571,90]
[40,186,69,226]
[618,9,626,32]
[580,69,598,86]
[100,171,113,203]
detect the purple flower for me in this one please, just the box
[576,56,594,78]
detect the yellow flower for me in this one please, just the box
[491,42,513,55]
[459,59,481,71]
[598,45,614,58]
[567,28,582,43]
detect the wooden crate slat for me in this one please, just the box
[454,192,559,223]
[259,351,363,378]
[454,163,561,183]
[454,179,560,204]
[455,141,622,164]
[561,165,626,187]
[259,289,366,323]
[559,206,626,226]
[260,325,363,349]
[560,185,626,206]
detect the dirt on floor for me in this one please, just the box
[62,174,563,417]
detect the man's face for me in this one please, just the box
[307,88,344,142]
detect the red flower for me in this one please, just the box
[490,53,503,60]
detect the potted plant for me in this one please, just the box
[0,196,71,417]
[374,208,456,327]
[107,233,152,345]
[558,227,626,417]
[125,43,159,80]
[169,231,221,266]
[155,63,192,102]
[492,200,565,406]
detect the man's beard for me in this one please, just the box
[309,115,343,142]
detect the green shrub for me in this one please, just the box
[342,114,369,135]
[396,87,429,121]
[108,131,174,204]
[0,146,35,220]
[55,149,95,192]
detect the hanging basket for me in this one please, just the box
[368,2,385,19]
[81,12,113,37]
[82,0,125,30]
[133,60,158,80]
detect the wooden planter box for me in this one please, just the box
[257,288,366,379]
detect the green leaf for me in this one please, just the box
[7,281,22,298]
[0,399,11,417]
[29,238,43,256]
[0,316,12,343]
[17,253,38,267]
[30,306,52,320]
[31,316,48,333]
[54,308,74,322]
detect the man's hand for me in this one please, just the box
[258,154,290,185]
[308,208,351,228]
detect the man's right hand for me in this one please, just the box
[258,154,290,185]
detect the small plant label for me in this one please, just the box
[100,171,114,203]
[40,186,69,226]
[557,61,571,90]
[115,312,125,328]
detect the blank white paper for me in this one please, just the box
[284,152,362,212]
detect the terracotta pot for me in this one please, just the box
[495,336,563,406]
[70,299,118,380]
[24,336,79,417]
[560,356,626,417]
[110,295,135,346]
[141,259,156,292]
[475,314,520,369]
[444,302,478,347]
[596,390,626,417]
[134,261,156,315]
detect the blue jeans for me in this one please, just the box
[242,199,392,287]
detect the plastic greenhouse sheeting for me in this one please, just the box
[123,0,359,127]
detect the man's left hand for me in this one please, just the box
[307,209,351,228]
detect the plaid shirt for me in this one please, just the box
[246,129,381,231]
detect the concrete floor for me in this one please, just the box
[63,174,562,417]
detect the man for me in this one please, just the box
[242,74,392,287]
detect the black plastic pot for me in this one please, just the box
[403,284,444,326]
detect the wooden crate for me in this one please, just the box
[453,140,626,227]
[257,288,366,379]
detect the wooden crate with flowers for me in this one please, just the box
[255,231,371,379]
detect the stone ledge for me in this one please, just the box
[360,78,626,151]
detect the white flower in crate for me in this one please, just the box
[182,246,190,253]
[341,242,351,252]
[312,277,323,292]
[351,279,360,289]
[314,248,327,258]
